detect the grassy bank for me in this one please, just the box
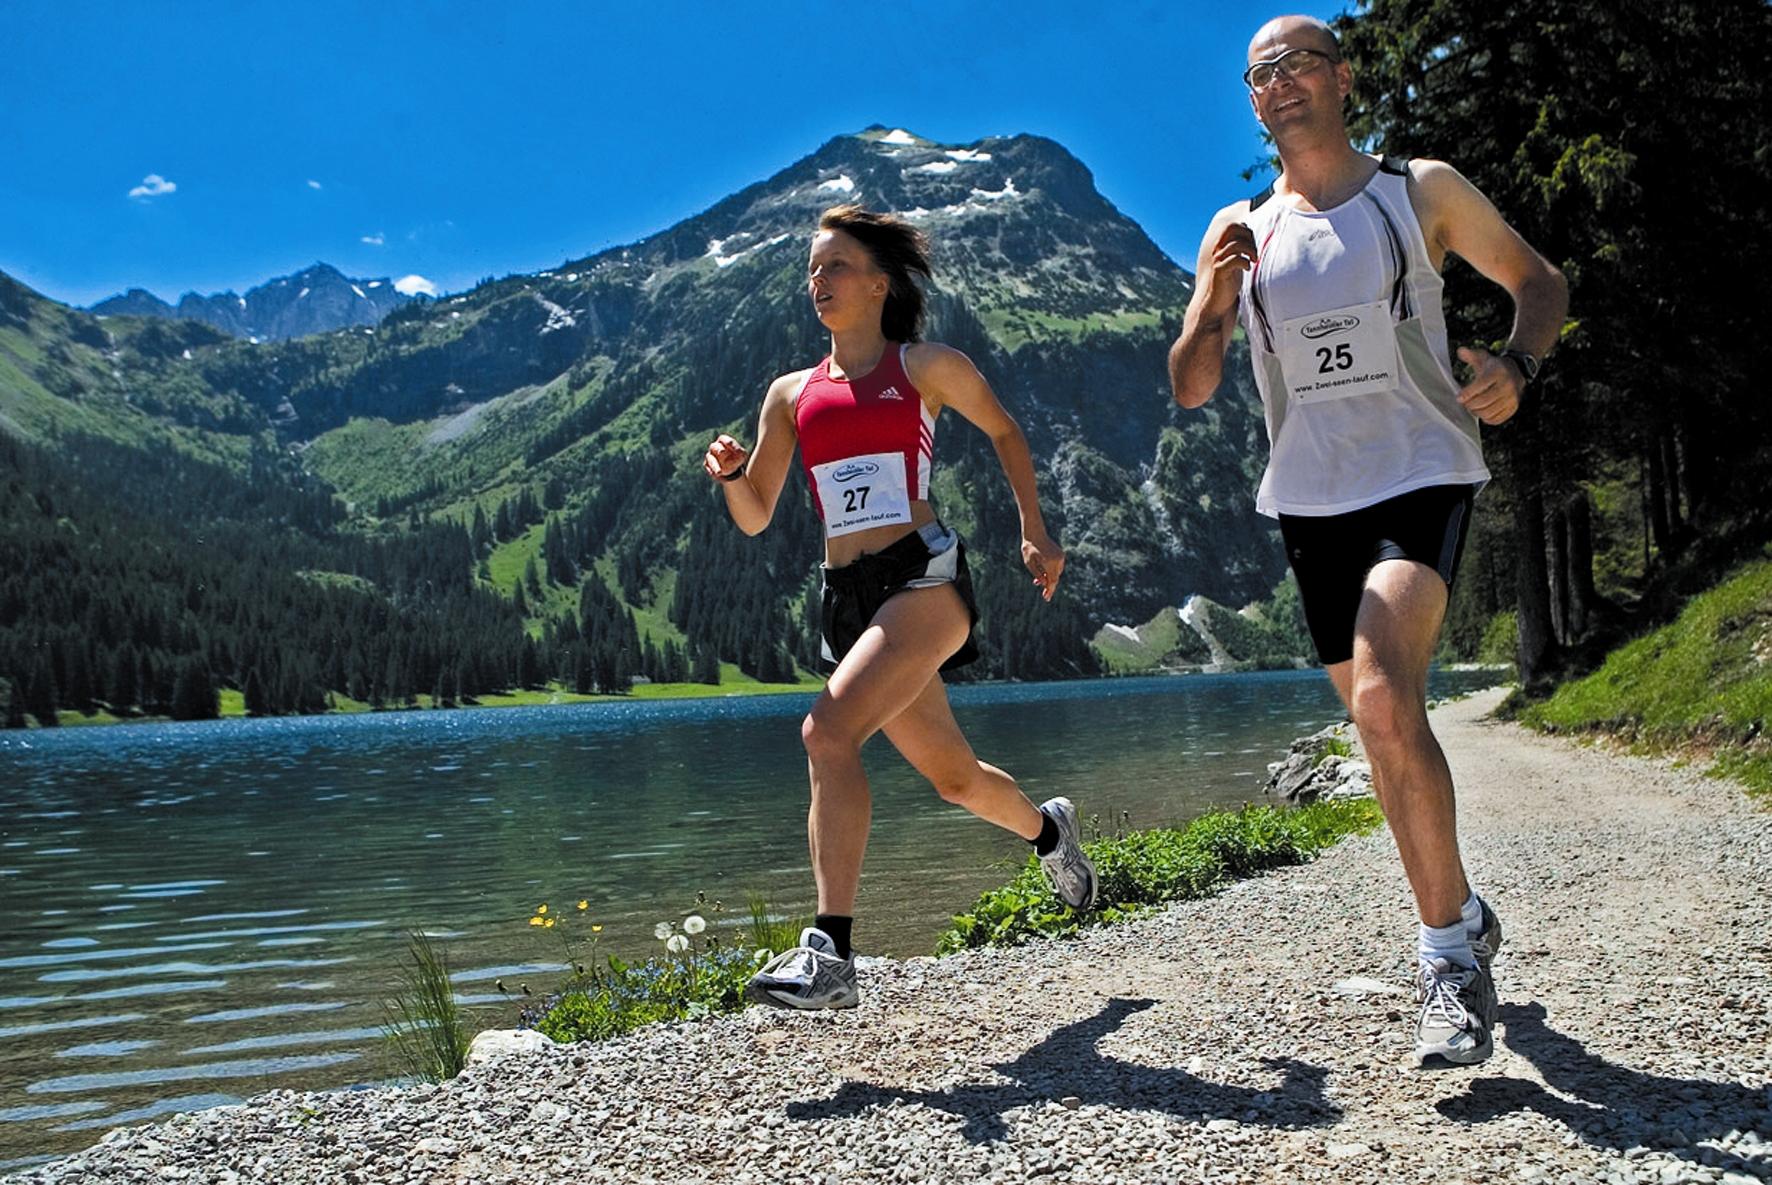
[515,799,1385,1047]
[1519,555,1772,796]
[938,799,1384,952]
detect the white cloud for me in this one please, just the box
[128,174,176,199]
[394,274,437,297]
[306,179,322,191]
[361,232,384,246]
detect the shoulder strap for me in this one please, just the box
[1378,155,1412,176]
[1248,183,1276,212]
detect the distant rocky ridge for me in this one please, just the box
[90,263,416,342]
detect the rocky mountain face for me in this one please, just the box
[90,263,415,342]
[5,127,1290,661]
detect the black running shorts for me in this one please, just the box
[819,522,980,673]
[1276,483,1476,666]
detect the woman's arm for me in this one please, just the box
[907,343,1065,601]
[702,371,804,536]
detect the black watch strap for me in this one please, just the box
[1501,347,1541,384]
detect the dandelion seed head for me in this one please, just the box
[666,934,689,953]
[683,914,706,935]
[653,922,673,941]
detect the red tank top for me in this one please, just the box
[793,343,935,525]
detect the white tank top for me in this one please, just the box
[1237,156,1489,517]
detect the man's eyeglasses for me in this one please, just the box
[1243,48,1340,92]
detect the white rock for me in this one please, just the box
[467,1028,556,1066]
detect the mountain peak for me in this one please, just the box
[89,262,416,341]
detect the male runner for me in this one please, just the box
[1168,14,1568,1066]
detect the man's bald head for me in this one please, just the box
[1248,14,1340,63]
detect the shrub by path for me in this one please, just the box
[15,688,1771,1184]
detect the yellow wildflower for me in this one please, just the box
[591,924,604,933]
[537,904,549,915]
[528,916,544,927]
[576,900,588,911]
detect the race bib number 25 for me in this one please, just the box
[1279,300,1401,404]
[811,451,913,537]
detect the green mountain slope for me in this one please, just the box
[2,128,1294,718]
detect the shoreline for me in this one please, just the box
[20,662,1516,735]
[15,687,1768,1183]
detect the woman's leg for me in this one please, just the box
[799,583,973,917]
[878,675,1043,839]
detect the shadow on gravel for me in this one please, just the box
[785,996,1341,1143]
[1438,1003,1770,1178]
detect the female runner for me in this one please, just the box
[702,204,1097,1009]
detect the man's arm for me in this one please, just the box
[1412,160,1570,424]
[1169,203,1256,409]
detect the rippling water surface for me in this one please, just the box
[0,669,1499,1168]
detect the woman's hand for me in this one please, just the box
[702,433,750,481]
[1021,530,1066,602]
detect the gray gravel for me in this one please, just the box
[13,687,1771,1184]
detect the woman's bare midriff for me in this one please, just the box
[822,500,940,569]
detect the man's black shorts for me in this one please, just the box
[1276,483,1476,666]
[819,522,980,673]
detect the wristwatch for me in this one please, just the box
[1500,347,1541,384]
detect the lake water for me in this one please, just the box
[0,668,1500,1169]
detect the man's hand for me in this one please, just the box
[1455,346,1524,426]
[1199,221,1258,322]
[1021,531,1066,602]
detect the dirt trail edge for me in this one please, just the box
[15,687,1771,1185]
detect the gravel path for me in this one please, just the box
[14,687,1771,1184]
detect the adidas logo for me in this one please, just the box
[876,385,904,401]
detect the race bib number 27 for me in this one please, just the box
[811,451,913,537]
[1279,300,1401,404]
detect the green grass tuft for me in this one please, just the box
[381,931,471,1082]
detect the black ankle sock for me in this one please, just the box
[814,914,853,959]
[1032,810,1060,856]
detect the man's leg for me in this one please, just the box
[1334,557,1468,929]
[1335,557,1497,1066]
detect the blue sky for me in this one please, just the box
[2,1,1341,307]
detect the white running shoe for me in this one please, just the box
[745,927,859,1010]
[1413,956,1497,1068]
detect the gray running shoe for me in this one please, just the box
[1413,956,1497,1068]
[745,927,858,1011]
[1037,797,1099,911]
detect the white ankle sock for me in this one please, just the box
[1418,918,1475,969]
[1460,890,1484,937]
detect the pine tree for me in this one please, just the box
[244,667,271,717]
[170,661,218,721]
